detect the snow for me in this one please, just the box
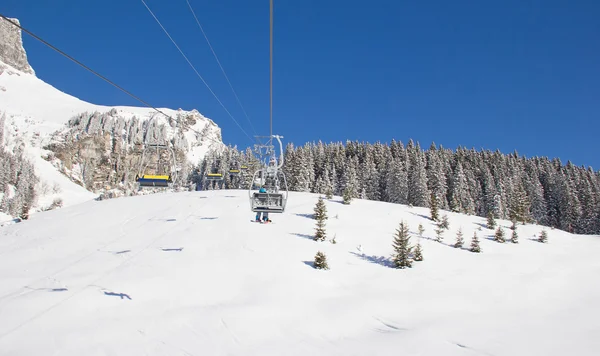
[1,190,598,355]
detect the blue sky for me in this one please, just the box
[4,0,599,168]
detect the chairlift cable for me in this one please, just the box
[140,0,255,145]
[185,0,259,139]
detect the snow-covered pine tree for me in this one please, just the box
[470,231,482,253]
[418,223,425,237]
[314,196,328,241]
[408,146,429,207]
[435,224,444,243]
[314,251,329,269]
[440,215,450,230]
[413,242,423,261]
[430,192,439,221]
[494,226,506,243]
[385,158,408,204]
[342,186,352,205]
[509,182,531,224]
[487,211,496,229]
[392,221,413,268]
[538,229,548,243]
[511,226,519,244]
[454,227,464,248]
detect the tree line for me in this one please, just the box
[198,139,600,235]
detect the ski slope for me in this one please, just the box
[0,190,599,355]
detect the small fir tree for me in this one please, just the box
[454,227,464,248]
[487,211,496,229]
[494,226,505,243]
[392,221,413,269]
[330,234,337,244]
[313,196,328,241]
[418,223,425,237]
[20,201,30,220]
[440,215,450,230]
[342,186,352,205]
[538,229,548,243]
[470,231,482,253]
[413,242,423,261]
[314,196,328,220]
[430,193,439,221]
[435,225,444,243]
[325,187,333,199]
[314,251,329,269]
[511,228,519,244]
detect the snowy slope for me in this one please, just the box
[0,59,223,209]
[0,190,598,356]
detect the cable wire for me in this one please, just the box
[140,0,255,144]
[185,0,258,138]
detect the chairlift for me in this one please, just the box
[249,135,289,213]
[205,172,224,181]
[135,143,177,188]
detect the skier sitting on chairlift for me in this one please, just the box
[255,187,271,223]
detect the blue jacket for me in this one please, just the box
[259,188,267,193]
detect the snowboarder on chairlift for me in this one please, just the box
[255,187,271,223]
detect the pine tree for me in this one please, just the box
[430,192,439,221]
[314,196,327,220]
[325,186,333,199]
[314,197,328,241]
[511,227,519,244]
[487,211,496,229]
[470,231,482,253]
[454,227,464,248]
[314,251,329,269]
[392,221,413,269]
[440,215,450,230]
[538,229,548,243]
[494,226,506,243]
[413,242,423,261]
[435,224,444,242]
[342,186,352,205]
[418,223,425,237]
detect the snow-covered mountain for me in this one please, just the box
[0,17,224,215]
[0,189,598,355]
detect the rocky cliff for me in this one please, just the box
[0,17,35,75]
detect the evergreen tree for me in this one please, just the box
[430,192,439,221]
[342,186,352,205]
[511,226,519,244]
[454,227,464,248]
[392,221,413,268]
[538,230,548,243]
[314,251,329,269]
[470,231,482,253]
[325,185,333,199]
[440,215,450,230]
[413,242,423,261]
[487,211,496,229]
[313,196,328,241]
[494,226,506,243]
[435,224,444,242]
[314,196,328,220]
[408,148,429,207]
[418,223,425,237]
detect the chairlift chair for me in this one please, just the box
[248,135,289,213]
[136,143,176,188]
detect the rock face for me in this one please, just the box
[0,17,35,75]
